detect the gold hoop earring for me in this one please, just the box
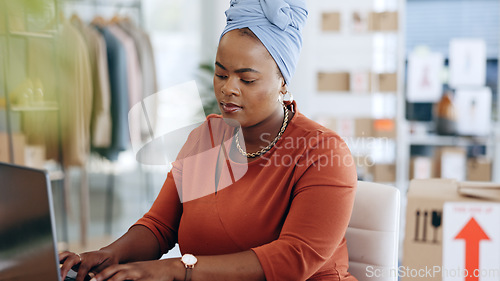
[283,91,293,105]
[278,93,284,105]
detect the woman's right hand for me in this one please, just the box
[59,249,119,281]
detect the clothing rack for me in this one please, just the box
[62,0,149,237]
[64,0,144,28]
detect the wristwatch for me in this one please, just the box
[181,254,198,281]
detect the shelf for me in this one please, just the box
[9,31,56,39]
[65,0,141,8]
[409,134,491,146]
[317,91,374,96]
[11,102,59,112]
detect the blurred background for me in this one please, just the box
[0,0,499,266]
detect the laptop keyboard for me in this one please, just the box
[64,269,78,281]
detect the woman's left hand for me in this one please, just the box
[90,259,183,281]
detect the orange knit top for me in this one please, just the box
[134,104,358,281]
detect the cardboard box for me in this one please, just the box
[467,157,492,181]
[371,163,396,182]
[0,133,26,165]
[410,156,435,180]
[373,119,396,138]
[369,12,398,31]
[317,72,350,92]
[435,147,467,181]
[355,118,373,137]
[403,179,500,281]
[377,73,398,92]
[321,12,341,31]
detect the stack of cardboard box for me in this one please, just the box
[403,179,500,280]
[409,148,492,182]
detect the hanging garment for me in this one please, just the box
[94,24,130,161]
[54,18,93,166]
[117,19,158,98]
[107,24,143,151]
[71,16,112,148]
[117,19,159,142]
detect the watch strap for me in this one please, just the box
[184,267,193,281]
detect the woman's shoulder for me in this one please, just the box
[286,112,357,190]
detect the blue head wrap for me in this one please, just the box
[220,0,308,85]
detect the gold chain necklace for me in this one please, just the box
[235,105,289,158]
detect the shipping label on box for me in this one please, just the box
[351,11,369,33]
[403,179,500,281]
[317,72,350,92]
[336,118,355,139]
[350,71,371,93]
[443,202,500,281]
[410,156,434,180]
[322,12,341,31]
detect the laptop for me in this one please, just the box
[0,162,76,281]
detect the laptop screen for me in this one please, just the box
[0,163,61,281]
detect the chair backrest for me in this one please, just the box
[346,181,400,281]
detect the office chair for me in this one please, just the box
[346,181,400,281]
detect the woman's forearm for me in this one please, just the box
[96,225,265,280]
[101,225,162,263]
[188,250,265,281]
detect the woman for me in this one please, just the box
[60,0,358,280]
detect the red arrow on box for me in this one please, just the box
[454,217,490,281]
